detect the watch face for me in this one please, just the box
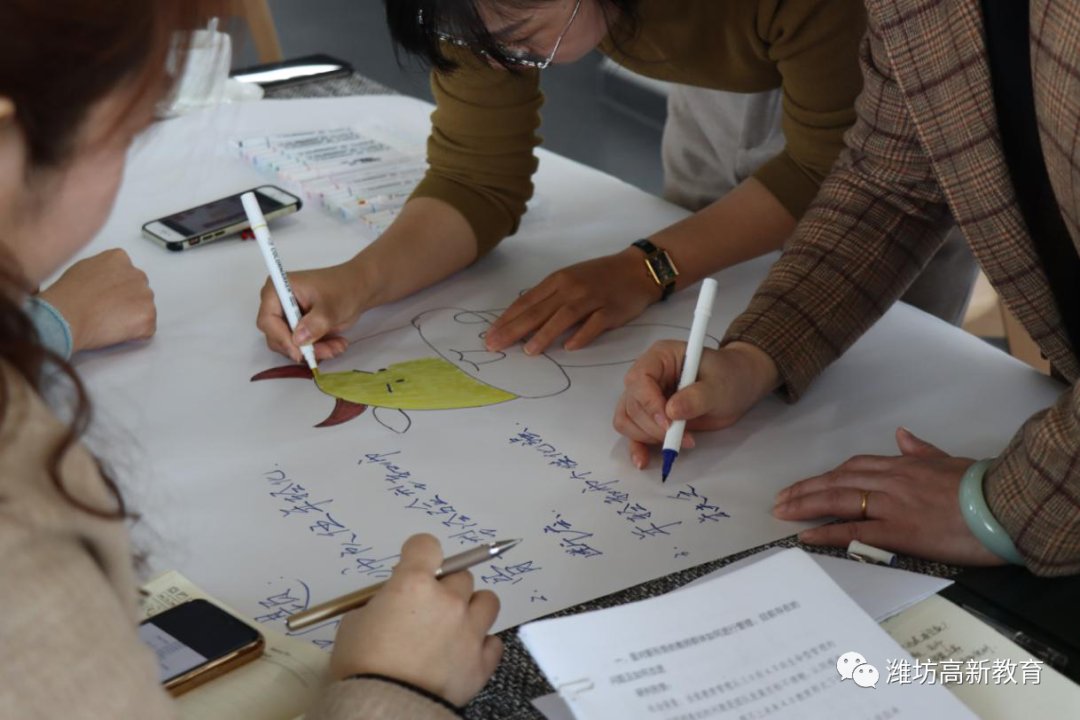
[647,253,679,285]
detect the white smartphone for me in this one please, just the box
[142,185,302,252]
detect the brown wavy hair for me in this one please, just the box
[0,0,226,518]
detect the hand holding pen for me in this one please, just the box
[288,537,520,630]
[325,534,506,707]
[660,279,718,481]
[613,332,780,473]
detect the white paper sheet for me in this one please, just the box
[521,549,976,719]
[534,549,953,717]
[532,692,576,720]
[75,97,1063,650]
[686,548,953,622]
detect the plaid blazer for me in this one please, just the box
[726,0,1080,575]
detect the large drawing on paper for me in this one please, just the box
[252,308,718,433]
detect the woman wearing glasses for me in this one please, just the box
[258,0,877,362]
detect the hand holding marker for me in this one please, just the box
[241,192,318,372]
[661,278,719,482]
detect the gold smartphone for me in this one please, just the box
[139,599,265,696]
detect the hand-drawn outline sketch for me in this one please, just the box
[252,308,719,433]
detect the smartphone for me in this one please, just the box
[142,185,302,252]
[230,53,354,90]
[139,599,265,696]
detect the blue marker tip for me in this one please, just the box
[661,449,679,483]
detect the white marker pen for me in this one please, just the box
[661,278,719,482]
[847,540,898,567]
[240,192,318,372]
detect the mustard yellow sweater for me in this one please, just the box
[410,0,867,254]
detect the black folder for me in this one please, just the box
[941,566,1080,683]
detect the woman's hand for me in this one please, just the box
[773,428,1005,567]
[329,534,503,707]
[39,249,156,353]
[486,248,661,355]
[255,262,364,363]
[613,340,780,469]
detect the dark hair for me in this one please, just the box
[383,0,642,72]
[1,0,224,168]
[0,0,224,518]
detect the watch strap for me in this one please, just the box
[632,238,660,255]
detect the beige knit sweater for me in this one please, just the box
[0,364,458,720]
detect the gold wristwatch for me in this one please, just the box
[632,239,679,300]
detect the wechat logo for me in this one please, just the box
[837,651,879,689]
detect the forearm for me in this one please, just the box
[724,170,950,401]
[985,386,1080,576]
[350,197,479,309]
[650,177,795,291]
[724,24,953,402]
[484,179,797,354]
[307,677,461,720]
[724,340,782,400]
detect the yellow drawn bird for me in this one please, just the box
[252,356,518,431]
[252,307,715,433]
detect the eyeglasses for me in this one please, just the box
[419,0,583,70]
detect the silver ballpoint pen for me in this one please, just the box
[286,539,522,631]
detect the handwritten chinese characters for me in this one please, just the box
[255,578,339,650]
[358,451,546,594]
[668,485,731,524]
[543,513,604,558]
[361,451,504,547]
[510,425,711,556]
[263,466,397,580]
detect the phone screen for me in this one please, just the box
[231,54,353,89]
[162,192,286,237]
[139,600,262,684]
[139,623,211,683]
[232,62,346,85]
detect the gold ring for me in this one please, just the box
[859,490,870,521]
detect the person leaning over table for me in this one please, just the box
[614,0,1080,576]
[0,2,499,718]
[257,0,892,363]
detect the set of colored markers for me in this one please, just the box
[233,126,425,233]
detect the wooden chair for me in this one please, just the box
[1000,301,1050,374]
[962,272,1050,374]
[232,0,283,63]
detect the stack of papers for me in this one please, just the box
[522,549,975,719]
[233,126,425,233]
